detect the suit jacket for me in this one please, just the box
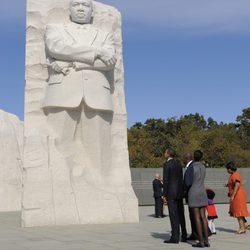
[163,159,184,200]
[43,22,116,111]
[153,179,163,198]
[183,161,194,202]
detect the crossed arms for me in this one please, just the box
[45,24,117,74]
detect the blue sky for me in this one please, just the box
[0,0,250,127]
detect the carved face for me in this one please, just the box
[69,0,93,24]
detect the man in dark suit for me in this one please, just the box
[183,152,198,241]
[163,148,187,244]
[153,173,163,218]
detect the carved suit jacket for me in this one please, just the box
[43,22,116,111]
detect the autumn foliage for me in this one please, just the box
[128,108,250,168]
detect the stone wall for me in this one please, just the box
[131,168,250,205]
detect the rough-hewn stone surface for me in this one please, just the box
[0,110,23,211]
[23,0,139,227]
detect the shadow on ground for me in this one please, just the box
[217,227,236,233]
[151,233,193,246]
[151,232,171,240]
[148,214,169,218]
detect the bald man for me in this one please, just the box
[153,173,164,218]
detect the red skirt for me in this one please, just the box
[207,204,218,220]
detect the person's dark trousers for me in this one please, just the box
[189,206,198,238]
[177,199,187,239]
[168,199,180,241]
[154,197,163,217]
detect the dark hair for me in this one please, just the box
[166,148,176,158]
[225,161,237,172]
[193,150,203,161]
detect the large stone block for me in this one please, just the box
[0,110,23,211]
[23,0,139,227]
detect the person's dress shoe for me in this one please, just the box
[204,242,210,247]
[192,242,205,248]
[164,239,179,244]
[187,235,197,241]
[181,237,187,242]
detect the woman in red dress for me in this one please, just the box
[226,161,250,234]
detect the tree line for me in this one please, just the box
[128,107,250,168]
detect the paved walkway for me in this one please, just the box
[0,205,249,249]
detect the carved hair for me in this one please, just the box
[69,0,94,22]
[69,0,93,7]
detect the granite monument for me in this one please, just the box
[23,0,139,227]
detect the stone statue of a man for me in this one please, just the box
[43,0,117,183]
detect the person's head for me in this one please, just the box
[206,189,215,199]
[155,173,160,180]
[225,161,237,174]
[69,0,93,24]
[164,148,176,160]
[183,152,193,165]
[193,150,203,162]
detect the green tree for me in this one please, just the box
[236,107,250,149]
[128,109,250,168]
[128,126,165,168]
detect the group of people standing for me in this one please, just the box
[152,148,250,248]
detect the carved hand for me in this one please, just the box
[97,49,117,67]
[50,61,71,75]
[50,61,63,73]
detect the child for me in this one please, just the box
[206,189,218,234]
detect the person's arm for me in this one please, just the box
[230,181,240,201]
[45,24,97,65]
[184,165,194,189]
[152,180,157,193]
[159,179,163,188]
[163,164,169,198]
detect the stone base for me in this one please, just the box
[22,185,138,227]
[22,135,139,227]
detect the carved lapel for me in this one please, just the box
[64,23,98,46]
[64,23,78,43]
[85,27,98,46]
